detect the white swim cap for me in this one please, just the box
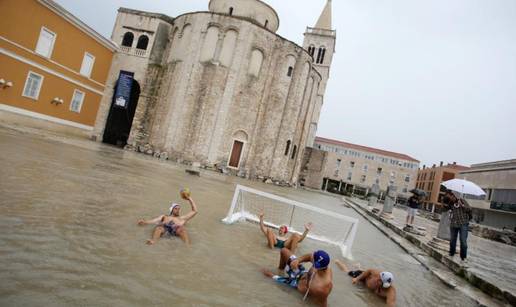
[380,272,394,288]
[169,203,181,214]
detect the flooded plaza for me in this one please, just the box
[0,126,479,306]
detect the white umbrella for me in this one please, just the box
[441,179,486,197]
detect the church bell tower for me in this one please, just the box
[303,0,336,146]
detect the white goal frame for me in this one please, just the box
[222,185,359,258]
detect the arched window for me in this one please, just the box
[287,66,293,77]
[285,140,291,156]
[136,35,149,50]
[201,26,220,61]
[291,145,297,159]
[121,32,134,47]
[265,20,269,28]
[219,30,238,67]
[229,7,234,15]
[248,49,264,77]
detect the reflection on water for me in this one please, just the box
[0,128,477,306]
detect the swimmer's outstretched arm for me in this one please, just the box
[334,260,349,272]
[298,222,313,243]
[180,197,198,222]
[137,215,165,226]
[259,211,268,235]
[352,269,372,284]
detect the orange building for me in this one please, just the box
[415,162,470,212]
[0,0,116,135]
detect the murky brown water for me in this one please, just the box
[0,127,478,306]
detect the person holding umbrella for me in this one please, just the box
[442,189,472,262]
[441,178,485,263]
[406,189,424,227]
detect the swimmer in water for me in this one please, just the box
[137,196,198,246]
[259,210,312,253]
[261,248,333,307]
[335,260,396,307]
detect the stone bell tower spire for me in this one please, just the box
[315,0,332,30]
[303,0,336,147]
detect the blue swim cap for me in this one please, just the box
[313,250,330,269]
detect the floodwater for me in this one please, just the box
[0,127,478,306]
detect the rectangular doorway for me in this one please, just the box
[229,140,244,168]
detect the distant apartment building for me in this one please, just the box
[300,137,419,200]
[0,0,116,135]
[459,159,516,230]
[415,162,469,212]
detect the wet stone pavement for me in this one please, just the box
[346,197,516,306]
[0,124,487,307]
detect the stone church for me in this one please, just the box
[92,0,335,184]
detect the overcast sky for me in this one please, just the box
[56,0,516,167]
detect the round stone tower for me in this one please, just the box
[208,0,279,32]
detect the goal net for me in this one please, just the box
[222,185,359,258]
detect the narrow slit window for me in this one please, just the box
[285,140,291,156]
[287,66,293,77]
[229,7,234,15]
[291,145,297,159]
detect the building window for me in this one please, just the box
[403,186,408,193]
[363,164,368,172]
[69,89,85,113]
[136,35,149,50]
[121,32,134,47]
[265,20,269,28]
[291,145,297,159]
[80,52,95,77]
[377,167,382,175]
[361,175,366,183]
[287,66,293,77]
[390,171,396,178]
[350,161,355,168]
[405,174,411,182]
[320,48,326,63]
[316,47,326,64]
[22,71,44,100]
[285,140,291,156]
[375,178,380,184]
[35,27,56,58]
[347,172,352,180]
[229,7,234,15]
[336,159,341,168]
[308,45,315,58]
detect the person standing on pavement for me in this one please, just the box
[405,195,421,227]
[442,190,472,262]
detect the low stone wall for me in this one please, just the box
[470,224,516,246]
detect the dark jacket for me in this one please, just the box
[442,196,472,227]
[407,196,420,209]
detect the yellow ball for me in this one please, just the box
[180,188,191,200]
